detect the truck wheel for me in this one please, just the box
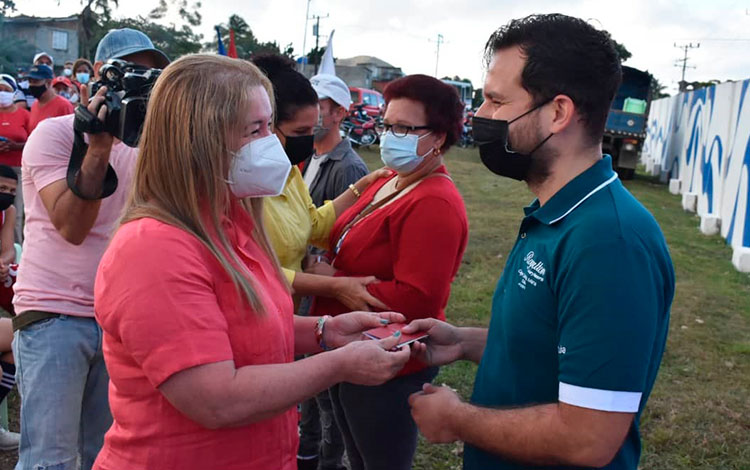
[617,167,635,180]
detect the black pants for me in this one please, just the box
[298,388,346,470]
[329,366,439,470]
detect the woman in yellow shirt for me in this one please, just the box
[253,55,386,312]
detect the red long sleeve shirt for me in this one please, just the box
[313,166,468,375]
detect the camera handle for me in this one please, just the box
[67,106,119,200]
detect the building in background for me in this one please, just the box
[299,55,404,93]
[1,15,80,73]
[335,56,404,92]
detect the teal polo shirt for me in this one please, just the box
[464,156,674,470]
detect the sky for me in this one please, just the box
[15,0,750,95]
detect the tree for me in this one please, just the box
[79,0,119,63]
[651,77,670,98]
[206,14,282,59]
[282,42,294,59]
[85,0,203,63]
[472,88,484,109]
[685,79,722,91]
[305,45,324,66]
[612,40,631,62]
[1,0,15,15]
[0,0,36,73]
[442,75,473,86]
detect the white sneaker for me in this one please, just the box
[0,427,19,451]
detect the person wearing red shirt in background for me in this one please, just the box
[0,74,29,242]
[27,64,73,133]
[52,76,78,105]
[308,74,469,470]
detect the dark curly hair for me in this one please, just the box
[484,14,622,143]
[251,54,319,125]
[383,74,464,153]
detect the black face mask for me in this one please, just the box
[28,84,48,99]
[472,102,553,181]
[0,192,15,212]
[282,133,315,166]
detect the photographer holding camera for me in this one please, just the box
[12,29,168,470]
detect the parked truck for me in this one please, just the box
[603,65,653,180]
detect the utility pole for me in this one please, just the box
[301,0,311,62]
[434,33,444,77]
[311,13,329,74]
[674,42,699,91]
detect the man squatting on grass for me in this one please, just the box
[404,13,675,470]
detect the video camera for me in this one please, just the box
[67,59,162,200]
[89,59,161,147]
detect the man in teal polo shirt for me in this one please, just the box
[404,14,674,470]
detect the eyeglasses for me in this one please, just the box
[376,123,431,137]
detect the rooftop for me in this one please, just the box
[337,55,398,69]
[3,14,79,23]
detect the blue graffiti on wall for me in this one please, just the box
[646,78,750,250]
[726,80,750,247]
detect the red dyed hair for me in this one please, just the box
[383,74,465,152]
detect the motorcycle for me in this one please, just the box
[458,110,475,148]
[341,105,379,148]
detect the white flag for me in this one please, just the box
[319,30,336,75]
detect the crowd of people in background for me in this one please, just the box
[0,12,674,470]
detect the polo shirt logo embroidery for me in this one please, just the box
[517,251,546,289]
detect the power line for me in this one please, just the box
[674,38,750,42]
[674,42,699,91]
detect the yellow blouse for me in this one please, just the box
[263,166,336,284]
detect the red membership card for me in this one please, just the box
[363,323,429,348]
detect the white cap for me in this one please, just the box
[33,52,54,66]
[310,73,352,110]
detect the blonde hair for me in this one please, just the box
[122,53,284,313]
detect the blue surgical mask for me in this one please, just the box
[379,131,433,173]
[76,72,90,85]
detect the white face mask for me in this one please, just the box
[226,134,291,198]
[0,92,14,107]
[69,93,79,104]
[63,68,73,77]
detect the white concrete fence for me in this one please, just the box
[642,79,750,272]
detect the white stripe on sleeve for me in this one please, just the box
[559,382,642,413]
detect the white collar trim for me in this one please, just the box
[548,173,618,225]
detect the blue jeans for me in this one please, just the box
[12,314,112,470]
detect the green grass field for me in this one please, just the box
[355,145,750,470]
[0,145,746,470]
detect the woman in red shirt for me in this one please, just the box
[93,54,411,470]
[310,75,469,470]
[0,75,29,168]
[0,74,30,242]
